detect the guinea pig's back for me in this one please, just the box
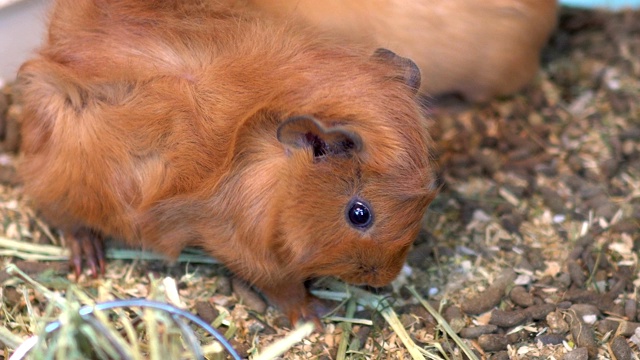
[17,0,243,240]
[17,0,374,243]
[18,62,185,241]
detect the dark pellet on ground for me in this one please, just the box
[609,336,633,360]
[461,269,516,315]
[354,326,371,351]
[567,260,586,287]
[569,303,601,320]
[500,214,522,234]
[539,186,566,214]
[270,314,290,329]
[400,313,416,329]
[488,351,510,360]
[564,289,601,304]
[478,334,510,352]
[596,319,620,334]
[507,148,535,162]
[509,286,534,307]
[557,301,572,310]
[524,303,556,320]
[612,218,640,234]
[489,309,528,327]
[595,202,619,220]
[443,305,466,333]
[469,349,483,360]
[535,161,558,177]
[578,184,604,200]
[564,175,586,191]
[228,339,252,359]
[568,311,598,358]
[581,249,597,274]
[459,325,498,339]
[534,275,554,287]
[506,329,528,344]
[247,315,277,335]
[215,275,232,296]
[515,257,534,272]
[525,247,547,270]
[564,347,589,360]
[609,302,626,318]
[473,148,501,174]
[556,272,572,289]
[535,333,566,345]
[624,299,637,322]
[406,242,434,268]
[401,305,435,329]
[568,246,584,262]
[599,158,619,178]
[617,321,640,337]
[194,301,219,324]
[2,286,21,307]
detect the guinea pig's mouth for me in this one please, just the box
[338,265,399,288]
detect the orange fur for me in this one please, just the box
[242,0,559,102]
[18,0,438,323]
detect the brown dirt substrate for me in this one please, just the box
[1,6,639,360]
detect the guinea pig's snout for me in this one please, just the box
[343,260,397,288]
[335,247,408,287]
[358,263,379,280]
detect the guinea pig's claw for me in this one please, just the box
[70,241,83,279]
[287,296,331,330]
[263,284,330,330]
[68,228,105,279]
[288,309,321,330]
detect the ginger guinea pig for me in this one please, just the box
[17,0,438,324]
[243,0,559,102]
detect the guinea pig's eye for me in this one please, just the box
[346,199,373,229]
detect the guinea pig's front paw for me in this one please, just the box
[261,283,330,329]
[66,227,106,279]
[288,295,332,330]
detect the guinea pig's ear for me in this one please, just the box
[372,48,421,94]
[277,115,362,158]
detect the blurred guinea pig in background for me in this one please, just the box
[241,0,559,102]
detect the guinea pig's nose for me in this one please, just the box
[360,264,378,276]
[359,264,388,287]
